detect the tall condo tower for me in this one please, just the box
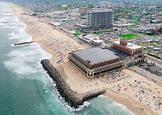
[87,9,114,28]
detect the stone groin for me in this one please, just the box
[14,41,34,46]
[41,59,106,108]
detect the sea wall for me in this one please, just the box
[41,59,106,108]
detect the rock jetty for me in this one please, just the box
[41,59,106,108]
[14,41,34,46]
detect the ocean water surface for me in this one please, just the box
[0,2,134,115]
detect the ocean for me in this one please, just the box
[0,2,134,115]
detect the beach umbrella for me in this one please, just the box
[138,81,141,84]
[157,91,160,93]
[141,90,145,93]
[158,102,161,106]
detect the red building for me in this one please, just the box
[112,39,147,65]
[149,28,160,33]
[112,39,143,55]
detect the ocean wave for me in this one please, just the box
[32,43,52,59]
[4,58,38,76]
[0,18,5,22]
[44,76,90,112]
[1,13,12,16]
[8,32,18,39]
[97,95,108,98]
[4,43,52,77]
[2,25,19,29]
[12,17,19,24]
[13,28,32,42]
[0,23,4,26]
[111,101,134,115]
[1,16,10,20]
[18,21,26,29]
[50,81,90,113]
[83,96,135,115]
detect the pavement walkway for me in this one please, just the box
[129,66,162,86]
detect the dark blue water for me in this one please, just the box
[0,2,134,115]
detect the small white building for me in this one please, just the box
[81,34,100,43]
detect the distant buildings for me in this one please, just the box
[140,24,162,33]
[78,34,103,46]
[79,8,90,16]
[99,2,112,8]
[76,8,114,32]
[106,2,112,8]
[123,2,131,9]
[149,28,160,33]
[87,9,114,29]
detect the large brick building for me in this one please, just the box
[112,39,142,55]
[68,48,124,78]
[112,39,147,66]
[68,39,147,78]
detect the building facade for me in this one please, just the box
[68,39,147,78]
[112,39,147,67]
[68,48,123,78]
[123,2,131,9]
[79,8,90,16]
[87,9,114,28]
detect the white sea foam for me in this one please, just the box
[19,22,26,28]
[10,23,19,26]
[0,23,4,26]
[12,27,32,42]
[10,44,14,47]
[1,13,12,16]
[4,43,51,78]
[96,96,135,115]
[3,25,19,29]
[8,32,14,36]
[98,95,108,98]
[4,50,38,75]
[0,18,4,20]
[12,17,19,23]
[1,16,10,20]
[0,18,5,22]
[8,32,18,39]
[111,101,135,115]
[49,79,90,112]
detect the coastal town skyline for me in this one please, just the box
[0,0,162,115]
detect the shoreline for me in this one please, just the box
[7,2,161,115]
[104,89,154,115]
[41,59,106,108]
[8,2,86,67]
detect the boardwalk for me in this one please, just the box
[129,66,162,85]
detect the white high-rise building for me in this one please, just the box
[87,9,114,28]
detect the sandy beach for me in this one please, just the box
[9,3,88,67]
[8,3,162,115]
